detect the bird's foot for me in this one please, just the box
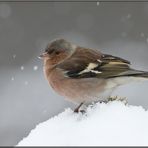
[74,109,86,114]
[108,96,128,105]
[74,102,85,113]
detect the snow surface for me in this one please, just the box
[18,101,148,146]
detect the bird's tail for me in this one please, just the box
[119,69,148,79]
[133,72,148,78]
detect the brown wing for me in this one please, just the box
[57,47,131,79]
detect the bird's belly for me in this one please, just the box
[63,79,114,104]
[48,71,112,103]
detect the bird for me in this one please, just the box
[39,38,148,112]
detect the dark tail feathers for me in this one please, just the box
[122,69,148,78]
[110,69,148,78]
[129,71,148,78]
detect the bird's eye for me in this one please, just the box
[48,49,54,54]
[55,51,60,55]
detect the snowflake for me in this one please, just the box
[127,13,131,19]
[11,77,14,81]
[21,66,24,70]
[33,66,38,71]
[13,54,16,59]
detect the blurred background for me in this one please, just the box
[0,1,148,146]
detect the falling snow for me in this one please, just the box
[21,66,24,71]
[11,77,14,81]
[127,13,131,19]
[33,66,38,71]
[13,54,16,59]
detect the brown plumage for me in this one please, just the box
[39,38,148,112]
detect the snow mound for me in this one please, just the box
[18,101,148,146]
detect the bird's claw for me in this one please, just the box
[108,96,128,105]
[74,109,86,114]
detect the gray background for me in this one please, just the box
[0,1,148,146]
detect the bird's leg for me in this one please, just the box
[74,102,84,113]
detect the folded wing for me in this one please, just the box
[57,47,132,79]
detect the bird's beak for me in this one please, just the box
[38,52,48,59]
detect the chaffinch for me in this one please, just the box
[39,39,148,112]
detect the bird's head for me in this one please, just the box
[39,38,76,66]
